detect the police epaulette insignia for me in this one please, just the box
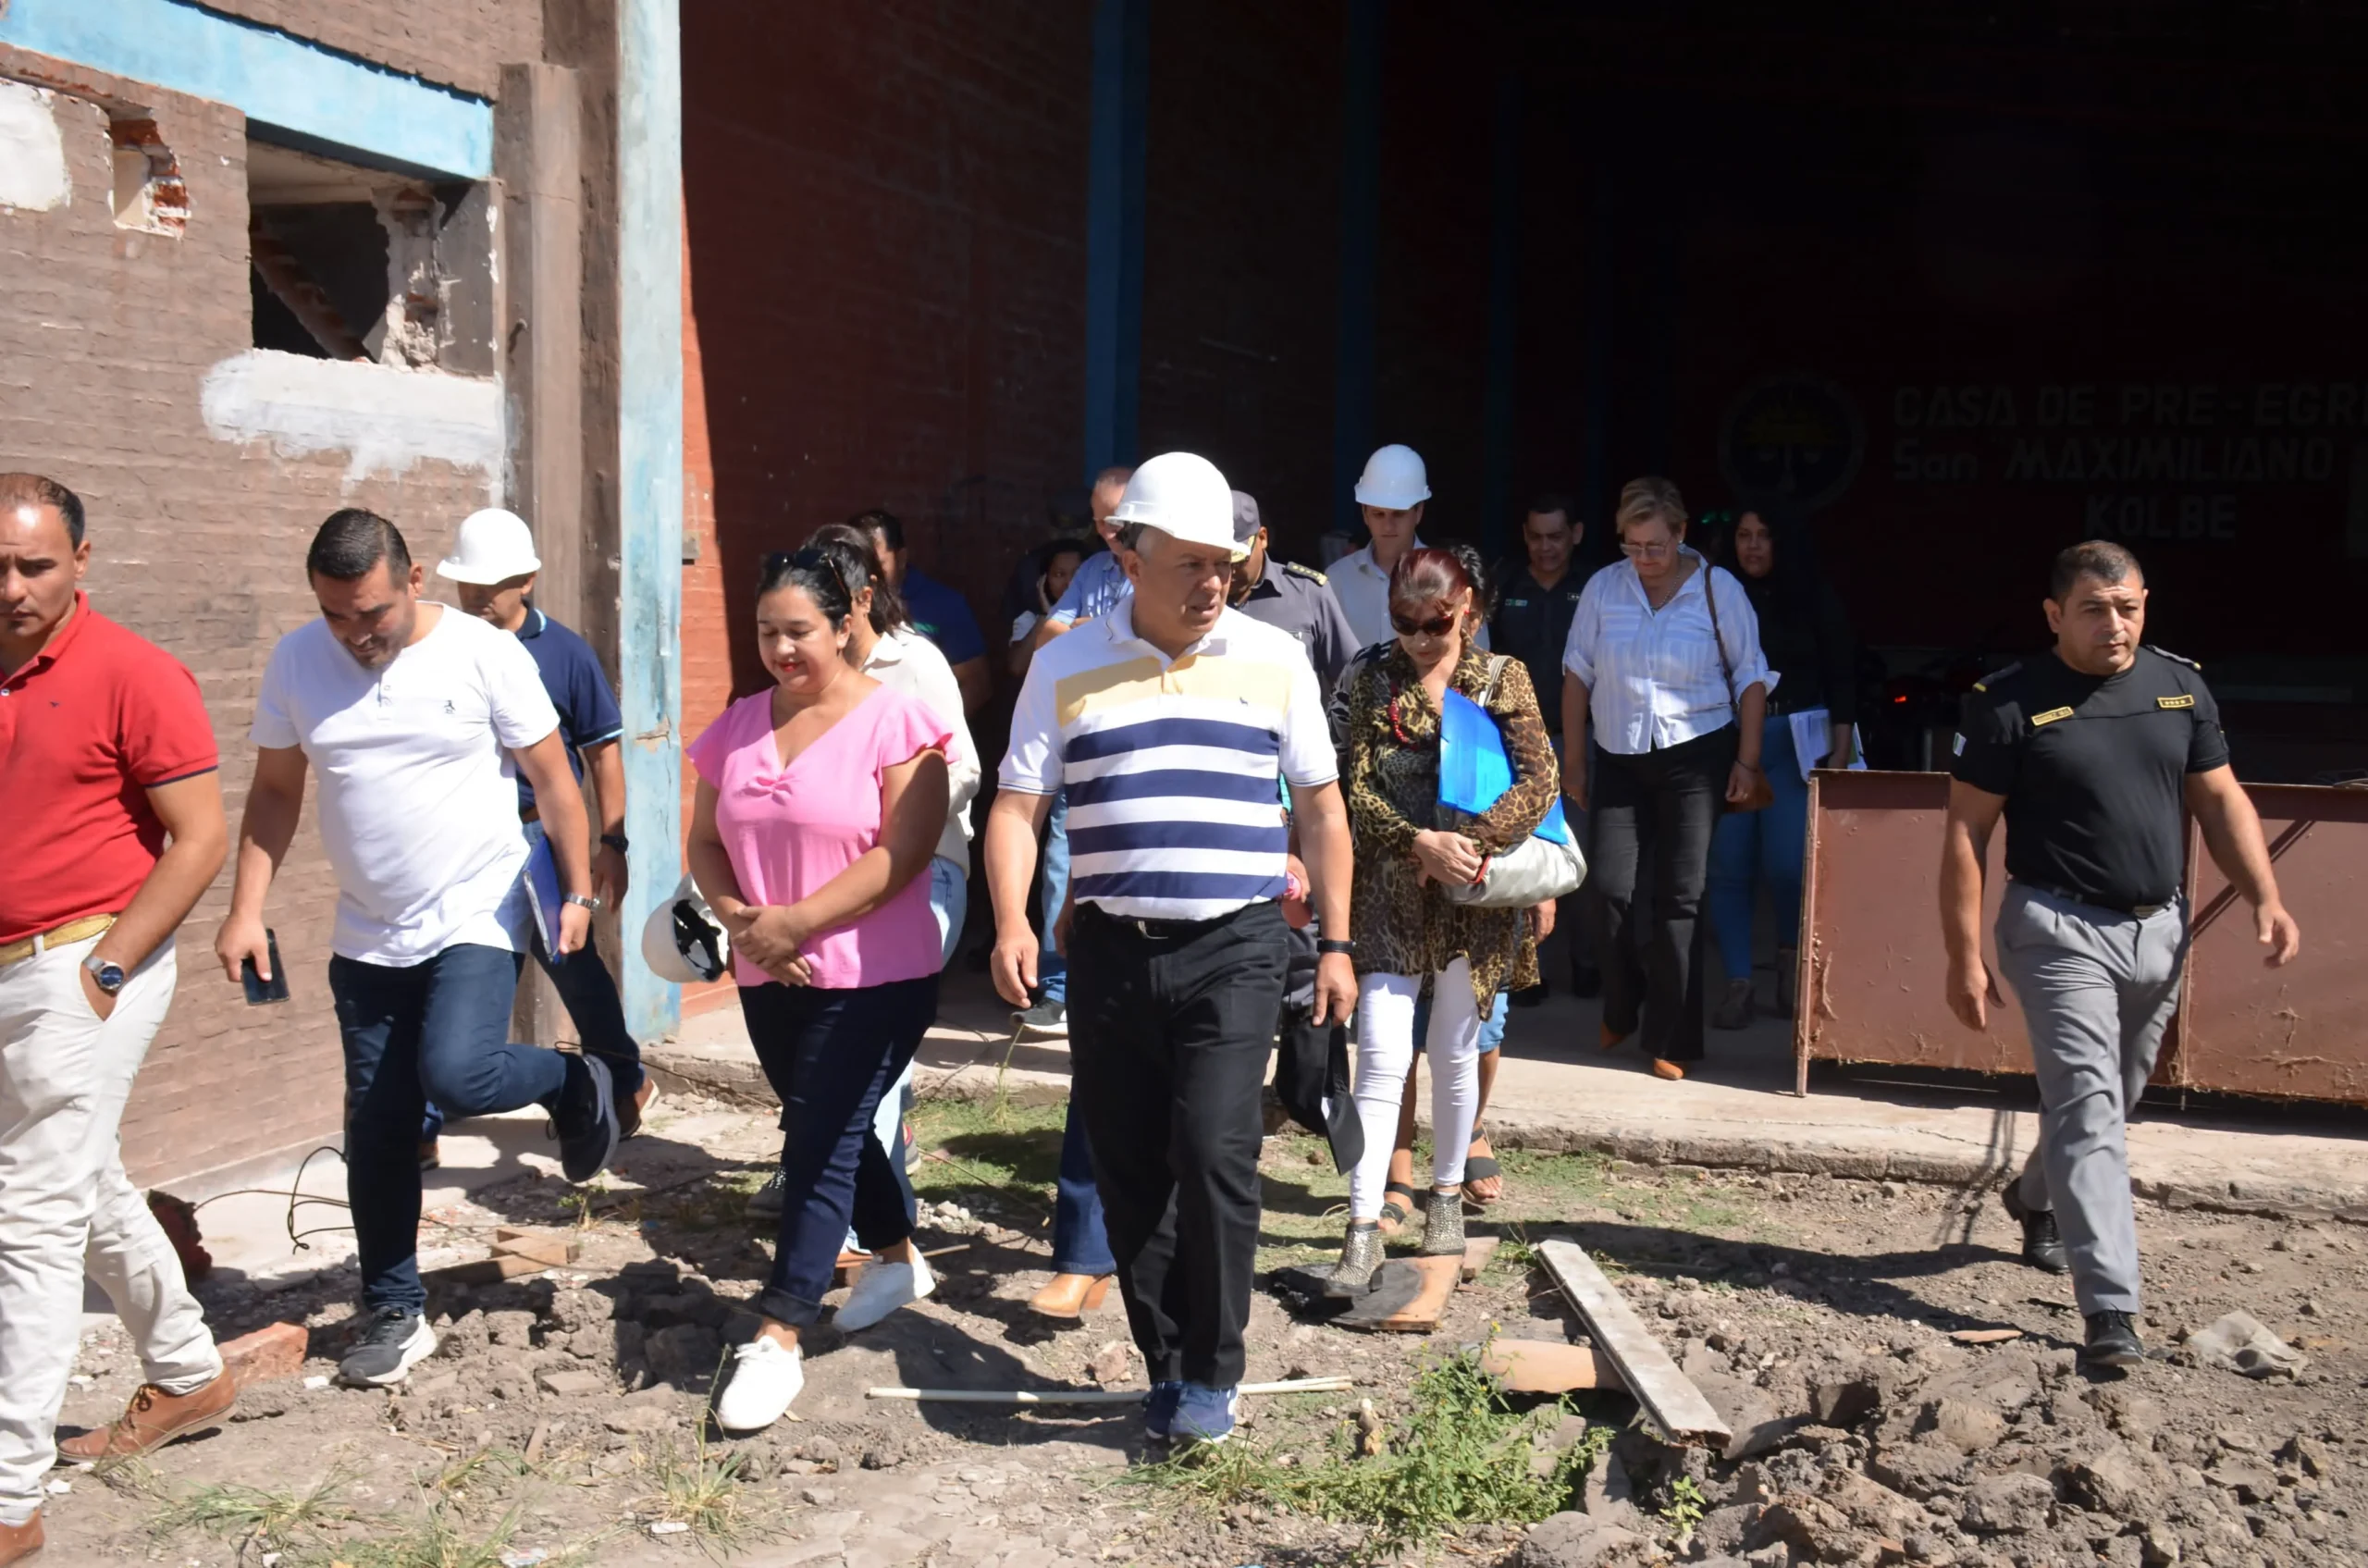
[1283,562,1328,584]
[1971,661,2022,694]
[2158,694,2196,710]
[2030,706,2076,726]
[2145,645,2202,670]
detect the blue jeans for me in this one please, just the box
[1708,718,1809,982]
[1410,988,1509,1056]
[332,945,567,1312]
[740,976,937,1327]
[423,824,643,1142]
[1038,790,1068,1005]
[856,854,966,1240]
[1052,1098,1116,1275]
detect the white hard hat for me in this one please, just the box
[436,508,542,586]
[638,872,731,985]
[1109,451,1241,558]
[1353,444,1431,511]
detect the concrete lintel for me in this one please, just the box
[0,0,493,179]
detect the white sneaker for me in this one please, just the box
[712,1336,804,1432]
[834,1249,935,1331]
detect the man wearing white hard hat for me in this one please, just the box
[1329,444,1433,649]
[432,509,655,1148]
[986,452,1358,1448]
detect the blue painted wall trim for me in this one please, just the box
[0,0,492,179]
[1330,0,1385,537]
[616,0,685,1042]
[1082,0,1148,479]
[1480,68,1523,563]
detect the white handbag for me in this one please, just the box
[1440,657,1587,909]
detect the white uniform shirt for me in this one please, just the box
[1560,549,1774,756]
[860,623,980,865]
[1327,537,1489,653]
[1001,602,1337,921]
[252,606,561,964]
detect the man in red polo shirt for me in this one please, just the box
[0,474,236,1562]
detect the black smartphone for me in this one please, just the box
[240,930,290,1006]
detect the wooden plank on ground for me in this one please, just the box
[1536,1239,1732,1447]
[1459,1236,1499,1283]
[1373,1253,1462,1334]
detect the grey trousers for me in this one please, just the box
[1992,883,2186,1316]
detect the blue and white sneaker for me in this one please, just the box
[1171,1383,1240,1447]
[1143,1380,1184,1442]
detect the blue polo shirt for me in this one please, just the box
[899,567,987,666]
[514,608,624,812]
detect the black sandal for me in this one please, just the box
[1462,1136,1505,1210]
[1377,1180,1417,1236]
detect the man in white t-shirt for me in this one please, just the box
[215,511,618,1389]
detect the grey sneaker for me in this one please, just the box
[1326,1222,1385,1299]
[1014,1000,1068,1039]
[554,1054,619,1184]
[1419,1189,1466,1257]
[746,1168,787,1221]
[339,1306,437,1387]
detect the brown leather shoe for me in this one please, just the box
[1649,1057,1687,1081]
[618,1076,659,1141]
[56,1370,236,1463]
[1028,1273,1114,1320]
[1598,1023,1632,1053]
[0,1512,41,1565]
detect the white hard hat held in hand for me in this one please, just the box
[437,508,542,585]
[1354,444,1431,511]
[640,872,731,985]
[1110,452,1241,559]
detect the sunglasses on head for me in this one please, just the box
[1390,610,1461,638]
[762,547,853,600]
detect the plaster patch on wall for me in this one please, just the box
[201,350,506,492]
[0,80,70,212]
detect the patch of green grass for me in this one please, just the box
[637,1430,769,1547]
[151,1467,357,1552]
[1660,1474,1708,1537]
[1128,1351,1613,1559]
[343,1503,543,1568]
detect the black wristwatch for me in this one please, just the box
[83,953,127,995]
[1316,938,1357,957]
[599,832,630,854]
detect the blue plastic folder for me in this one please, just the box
[1438,688,1571,845]
[521,831,565,954]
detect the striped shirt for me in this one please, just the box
[1560,548,1774,756]
[1001,600,1337,920]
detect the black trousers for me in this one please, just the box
[1590,726,1738,1063]
[1069,899,1287,1389]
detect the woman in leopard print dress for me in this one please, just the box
[1328,549,1558,1294]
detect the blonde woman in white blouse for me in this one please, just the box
[1559,477,1770,1081]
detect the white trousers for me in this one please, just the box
[1347,957,1484,1221]
[0,936,219,1523]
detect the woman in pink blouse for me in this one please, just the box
[685,549,952,1433]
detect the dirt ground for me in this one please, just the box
[36,1087,2368,1568]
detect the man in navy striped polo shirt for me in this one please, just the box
[985,452,1356,1448]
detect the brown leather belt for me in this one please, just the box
[0,913,117,968]
[521,805,540,824]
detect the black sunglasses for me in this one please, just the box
[762,547,853,601]
[1390,611,1461,638]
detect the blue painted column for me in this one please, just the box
[1480,68,1523,563]
[1082,0,1149,478]
[617,0,684,1042]
[1330,0,1385,537]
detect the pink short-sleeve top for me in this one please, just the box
[686,684,953,990]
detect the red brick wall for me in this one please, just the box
[1136,0,1347,563]
[677,226,736,1020]
[202,0,541,98]
[681,0,1093,702]
[0,51,507,1186]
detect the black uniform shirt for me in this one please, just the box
[1233,557,1360,692]
[1490,564,1590,733]
[1951,647,2229,911]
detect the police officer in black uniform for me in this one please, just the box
[1227,491,1358,691]
[1941,539,2299,1371]
[1491,495,1597,1001]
